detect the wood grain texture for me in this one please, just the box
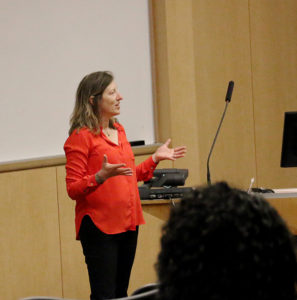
[56,166,90,300]
[0,168,62,300]
[266,197,297,235]
[129,203,172,293]
[151,0,201,186]
[249,0,297,188]
[192,0,256,189]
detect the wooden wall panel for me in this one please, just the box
[151,0,201,186]
[250,0,297,188]
[135,154,173,170]
[266,197,297,235]
[150,0,171,143]
[129,203,171,293]
[56,165,90,300]
[0,168,62,300]
[192,0,256,189]
[152,0,257,189]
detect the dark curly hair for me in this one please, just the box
[157,182,297,300]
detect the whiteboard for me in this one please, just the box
[0,0,155,163]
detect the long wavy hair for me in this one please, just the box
[68,71,116,135]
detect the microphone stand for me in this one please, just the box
[206,81,234,185]
[206,101,230,185]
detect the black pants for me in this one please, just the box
[80,216,139,300]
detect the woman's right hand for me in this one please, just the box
[95,154,133,184]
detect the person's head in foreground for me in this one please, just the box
[157,182,297,300]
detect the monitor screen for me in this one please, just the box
[280,111,297,167]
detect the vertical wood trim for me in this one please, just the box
[148,0,159,142]
[151,0,201,185]
[55,166,65,298]
[150,0,172,143]
[248,0,259,187]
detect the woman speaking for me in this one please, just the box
[64,71,186,300]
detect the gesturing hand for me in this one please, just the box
[95,154,133,183]
[153,138,187,163]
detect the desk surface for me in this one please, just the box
[263,192,297,199]
[141,199,175,205]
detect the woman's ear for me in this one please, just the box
[89,96,94,105]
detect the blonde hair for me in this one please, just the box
[69,71,116,135]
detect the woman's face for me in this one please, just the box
[99,80,123,119]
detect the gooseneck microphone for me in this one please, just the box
[225,80,234,102]
[206,81,234,185]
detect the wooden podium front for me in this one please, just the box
[129,200,174,294]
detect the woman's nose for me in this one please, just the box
[117,93,123,100]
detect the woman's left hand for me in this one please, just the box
[153,138,187,163]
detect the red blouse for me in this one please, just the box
[64,123,158,239]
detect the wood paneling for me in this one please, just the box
[192,0,256,189]
[56,166,90,300]
[0,168,62,300]
[266,197,297,235]
[129,203,171,293]
[152,0,297,190]
[152,0,257,189]
[135,154,173,169]
[249,0,297,188]
[151,0,201,186]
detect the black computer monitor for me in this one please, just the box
[280,111,297,167]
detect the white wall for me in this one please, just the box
[0,0,154,163]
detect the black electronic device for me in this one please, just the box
[144,168,188,187]
[138,186,193,200]
[129,140,145,146]
[251,187,274,194]
[281,111,297,167]
[138,168,193,200]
